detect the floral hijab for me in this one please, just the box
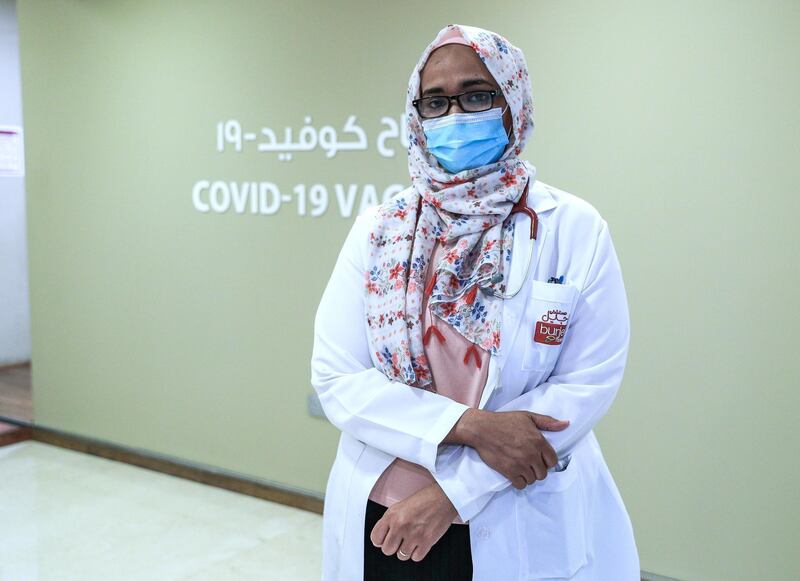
[364,23,536,390]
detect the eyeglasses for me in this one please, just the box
[412,90,500,119]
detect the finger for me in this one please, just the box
[531,454,548,481]
[381,529,402,557]
[542,446,559,469]
[530,413,570,431]
[520,465,536,485]
[370,516,389,548]
[511,475,526,489]
[412,544,430,562]
[397,541,416,561]
[541,440,559,468]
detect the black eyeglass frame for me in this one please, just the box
[412,89,501,119]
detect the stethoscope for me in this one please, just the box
[482,177,539,300]
[423,178,539,305]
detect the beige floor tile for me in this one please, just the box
[0,441,323,581]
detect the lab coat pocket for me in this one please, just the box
[515,453,588,579]
[521,281,579,372]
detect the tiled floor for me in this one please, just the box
[0,441,323,580]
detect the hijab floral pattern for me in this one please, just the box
[364,24,536,390]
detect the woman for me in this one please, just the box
[311,23,639,581]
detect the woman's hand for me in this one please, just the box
[446,408,570,489]
[369,482,458,562]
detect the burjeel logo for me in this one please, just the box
[533,308,569,345]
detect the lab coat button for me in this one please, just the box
[477,526,490,539]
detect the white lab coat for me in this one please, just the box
[311,178,640,581]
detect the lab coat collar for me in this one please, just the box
[527,179,558,215]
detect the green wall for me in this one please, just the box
[18,1,799,579]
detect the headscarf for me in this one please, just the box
[364,23,536,390]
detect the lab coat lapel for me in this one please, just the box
[478,182,558,409]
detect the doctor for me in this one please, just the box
[311,23,640,581]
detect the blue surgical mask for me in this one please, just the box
[421,106,511,174]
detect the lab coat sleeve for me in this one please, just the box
[310,209,471,475]
[432,220,631,522]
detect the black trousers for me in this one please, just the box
[363,498,473,581]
